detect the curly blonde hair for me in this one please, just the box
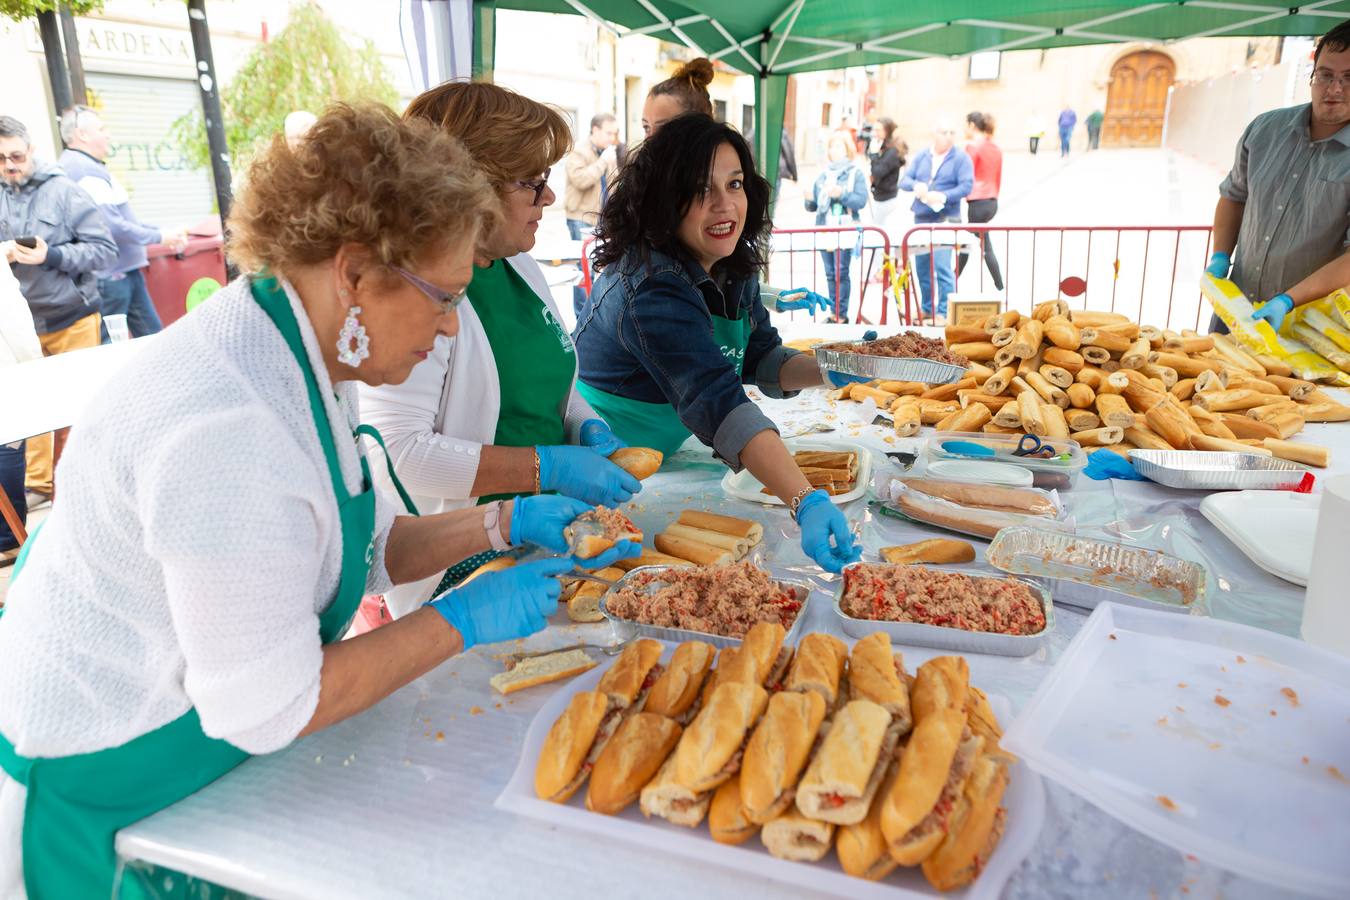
[226,103,497,274]
[402,81,572,188]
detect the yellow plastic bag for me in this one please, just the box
[1201,274,1350,385]
[1285,290,1350,355]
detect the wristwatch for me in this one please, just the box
[482,500,512,551]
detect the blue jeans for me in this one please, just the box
[98,270,163,341]
[567,219,592,318]
[1059,128,1073,157]
[914,247,955,318]
[0,440,27,551]
[819,248,853,320]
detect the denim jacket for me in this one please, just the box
[573,246,799,469]
[804,163,868,226]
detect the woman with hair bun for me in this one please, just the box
[959,111,1004,291]
[642,57,715,137]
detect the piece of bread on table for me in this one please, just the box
[709,773,759,845]
[880,538,976,565]
[585,712,682,815]
[490,649,597,696]
[609,447,663,480]
[676,509,764,543]
[654,532,733,566]
[566,567,624,623]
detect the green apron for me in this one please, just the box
[0,276,410,899]
[577,311,753,459]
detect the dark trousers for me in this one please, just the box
[1088,125,1101,150]
[819,248,853,320]
[1029,136,1040,154]
[98,270,163,342]
[957,198,1004,291]
[0,440,27,551]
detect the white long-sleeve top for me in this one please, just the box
[0,276,397,896]
[359,252,597,616]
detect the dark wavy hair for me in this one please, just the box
[592,114,771,281]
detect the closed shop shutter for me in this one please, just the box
[84,72,216,228]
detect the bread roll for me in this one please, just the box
[567,567,624,623]
[677,510,763,543]
[709,773,759,845]
[608,446,663,479]
[490,649,596,696]
[586,713,682,814]
[654,532,733,566]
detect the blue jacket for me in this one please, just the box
[59,148,161,277]
[804,163,868,226]
[0,160,117,334]
[573,247,799,469]
[899,147,974,223]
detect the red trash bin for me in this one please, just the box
[142,235,227,328]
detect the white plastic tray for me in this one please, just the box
[1002,602,1350,898]
[496,643,1046,900]
[1199,491,1319,586]
[721,439,872,506]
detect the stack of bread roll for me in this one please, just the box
[778,450,859,496]
[828,300,1347,468]
[648,510,765,567]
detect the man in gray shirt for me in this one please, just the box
[1207,20,1350,333]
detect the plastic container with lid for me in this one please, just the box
[924,432,1087,490]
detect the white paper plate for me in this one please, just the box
[496,642,1046,900]
[1199,491,1319,586]
[1003,603,1350,898]
[720,439,872,506]
[926,460,1034,487]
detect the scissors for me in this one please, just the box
[1013,433,1058,459]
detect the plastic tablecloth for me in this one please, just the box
[115,343,1349,900]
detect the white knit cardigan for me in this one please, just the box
[359,252,598,617]
[0,276,398,896]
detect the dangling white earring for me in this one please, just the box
[337,305,370,366]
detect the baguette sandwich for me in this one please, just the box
[566,506,643,559]
[700,646,738,707]
[709,773,759,845]
[720,621,792,691]
[739,690,828,824]
[836,760,902,881]
[643,640,716,724]
[534,690,626,803]
[566,566,624,623]
[920,755,1010,890]
[674,681,769,793]
[910,655,970,722]
[608,446,663,480]
[880,708,983,865]
[761,809,835,862]
[596,638,665,710]
[585,712,682,815]
[640,755,711,826]
[848,632,913,734]
[795,699,902,825]
[783,632,848,707]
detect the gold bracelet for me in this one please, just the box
[533,449,542,494]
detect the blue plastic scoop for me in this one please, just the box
[940,440,997,459]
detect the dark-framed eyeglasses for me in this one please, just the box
[512,167,552,206]
[0,151,29,165]
[393,266,467,313]
[1311,70,1350,88]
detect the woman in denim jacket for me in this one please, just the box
[804,132,869,322]
[573,115,859,573]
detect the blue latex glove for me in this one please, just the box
[1205,251,1232,279]
[1252,293,1294,332]
[826,371,872,387]
[428,557,572,651]
[578,418,626,458]
[510,495,593,553]
[1084,450,1146,482]
[777,288,832,314]
[795,489,861,573]
[537,444,642,507]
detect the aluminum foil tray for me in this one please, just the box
[814,339,967,385]
[831,563,1053,657]
[986,526,1208,615]
[597,565,810,650]
[1128,449,1308,491]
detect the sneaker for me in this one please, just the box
[24,490,50,511]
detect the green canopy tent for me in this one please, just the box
[466,0,1349,192]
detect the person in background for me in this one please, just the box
[837,116,858,150]
[1206,18,1350,335]
[642,58,714,138]
[0,246,40,556]
[1025,114,1044,155]
[805,132,868,323]
[0,115,116,511]
[361,81,641,618]
[857,111,878,158]
[283,110,318,149]
[868,117,906,232]
[958,111,1004,291]
[57,106,187,343]
[1058,105,1077,158]
[1086,109,1104,150]
[565,112,620,314]
[899,121,973,323]
[573,114,859,575]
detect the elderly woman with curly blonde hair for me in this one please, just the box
[361,82,643,619]
[0,104,636,899]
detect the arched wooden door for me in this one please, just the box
[1102,51,1175,147]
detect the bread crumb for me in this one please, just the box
[1208,742,1222,750]
[435,731,445,742]
[1220,665,1227,672]
[1236,655,1246,663]
[1174,706,1185,713]
[1177,682,1187,689]
[1109,634,1117,641]
[1181,887,1190,895]
[1214,695,1230,708]
[1157,795,1178,812]
[1156,716,1168,726]
[1303,756,1311,765]
[1329,766,1348,784]
[469,706,485,716]
[1281,687,1300,707]
[1270,710,1278,717]
[1185,854,1197,862]
[494,702,503,709]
